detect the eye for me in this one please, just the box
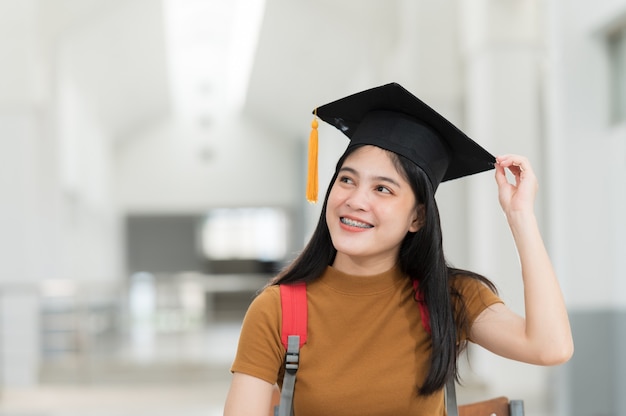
[338,176,354,185]
[375,185,392,194]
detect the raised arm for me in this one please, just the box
[470,154,574,365]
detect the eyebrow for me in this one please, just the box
[339,166,402,188]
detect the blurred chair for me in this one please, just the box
[458,396,524,416]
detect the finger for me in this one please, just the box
[494,161,511,188]
[497,156,534,185]
[496,155,531,172]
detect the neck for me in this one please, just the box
[331,252,397,276]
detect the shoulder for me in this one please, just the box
[449,273,503,321]
[449,272,494,294]
[237,284,284,352]
[241,285,281,327]
[256,284,281,301]
[231,284,285,384]
[248,284,281,312]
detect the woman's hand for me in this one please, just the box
[494,154,538,216]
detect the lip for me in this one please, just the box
[338,215,374,231]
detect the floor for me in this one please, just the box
[0,322,239,416]
[0,384,230,416]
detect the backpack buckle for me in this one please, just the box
[285,335,300,372]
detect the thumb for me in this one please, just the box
[494,162,509,188]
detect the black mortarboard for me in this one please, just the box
[308,82,495,200]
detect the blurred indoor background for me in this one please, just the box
[1,0,625,415]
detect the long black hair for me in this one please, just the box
[270,144,496,395]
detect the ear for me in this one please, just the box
[408,204,425,233]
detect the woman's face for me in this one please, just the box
[326,145,422,274]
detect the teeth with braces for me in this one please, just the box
[341,217,373,228]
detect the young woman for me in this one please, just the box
[223,83,573,415]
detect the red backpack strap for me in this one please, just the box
[280,282,308,349]
[412,280,431,335]
[276,283,307,416]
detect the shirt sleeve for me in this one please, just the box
[230,285,285,385]
[451,275,503,341]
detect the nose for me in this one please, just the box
[345,187,370,211]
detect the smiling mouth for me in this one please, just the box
[340,217,374,229]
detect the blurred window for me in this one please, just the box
[200,207,288,261]
[608,26,626,124]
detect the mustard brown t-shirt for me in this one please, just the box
[231,265,502,415]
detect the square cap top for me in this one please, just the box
[315,83,495,191]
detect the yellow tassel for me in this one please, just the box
[306,113,319,203]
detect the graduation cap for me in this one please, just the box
[305,82,495,202]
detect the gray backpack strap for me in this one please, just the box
[275,335,301,416]
[445,378,459,416]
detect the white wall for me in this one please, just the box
[0,0,168,284]
[0,0,48,283]
[456,0,553,407]
[546,1,626,414]
[0,0,168,386]
[114,114,299,212]
[547,0,626,310]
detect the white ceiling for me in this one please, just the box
[243,0,402,136]
[33,0,409,143]
[39,0,170,141]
